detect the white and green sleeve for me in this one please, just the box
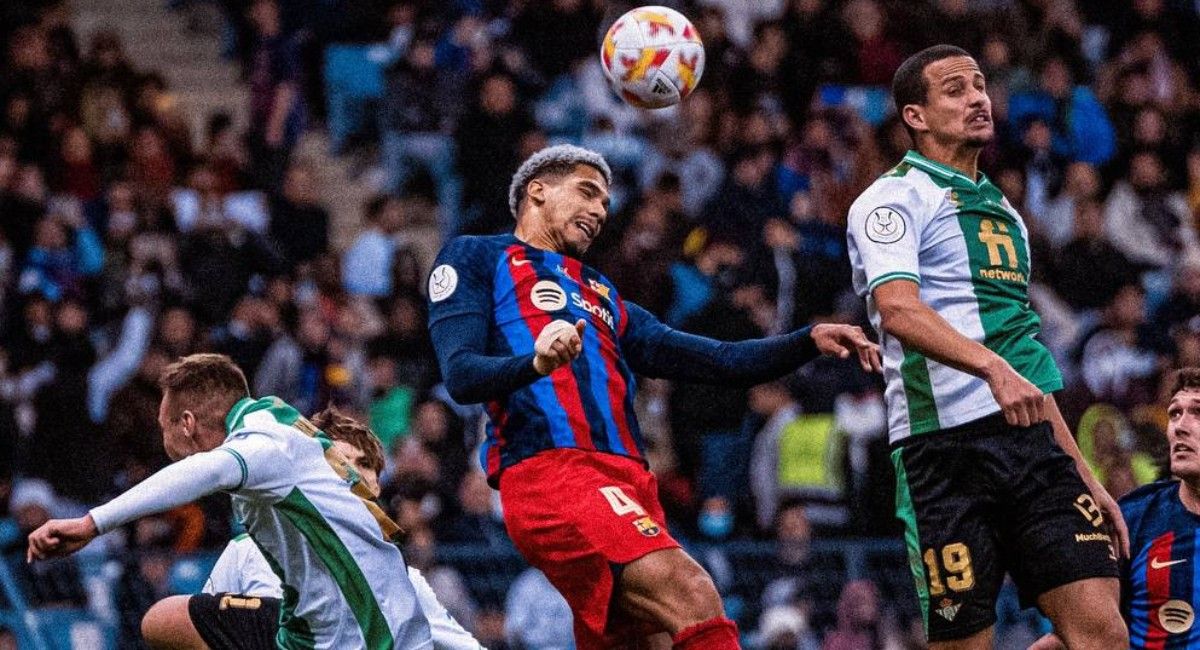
[408,567,483,650]
[89,449,243,534]
[218,430,297,499]
[847,178,926,293]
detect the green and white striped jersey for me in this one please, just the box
[222,397,432,650]
[847,150,1063,443]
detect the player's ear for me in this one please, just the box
[902,104,926,134]
[180,410,197,438]
[526,179,547,208]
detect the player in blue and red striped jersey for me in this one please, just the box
[427,145,881,650]
[1119,367,1200,649]
[1036,368,1200,650]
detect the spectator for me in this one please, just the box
[1037,161,1101,248]
[268,162,329,269]
[254,309,368,415]
[749,380,803,530]
[343,194,406,298]
[1009,56,1117,166]
[821,580,908,650]
[245,0,305,191]
[1103,150,1200,271]
[840,0,904,85]
[1051,198,1137,312]
[17,211,103,303]
[1072,282,1167,409]
[455,73,535,235]
[177,199,282,325]
[379,37,465,234]
[437,470,508,548]
[504,568,573,649]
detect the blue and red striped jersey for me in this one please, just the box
[428,234,642,480]
[1122,480,1200,649]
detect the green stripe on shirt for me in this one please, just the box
[274,488,394,650]
[221,448,248,491]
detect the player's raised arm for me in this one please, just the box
[620,301,880,386]
[28,447,244,562]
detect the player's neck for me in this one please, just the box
[1180,479,1200,515]
[915,141,981,182]
[513,221,556,253]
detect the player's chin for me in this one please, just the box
[1171,455,1200,479]
[564,237,593,257]
[962,128,993,147]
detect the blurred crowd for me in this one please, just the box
[2,0,1200,646]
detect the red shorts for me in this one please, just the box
[499,449,680,649]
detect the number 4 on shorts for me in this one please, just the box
[600,486,647,517]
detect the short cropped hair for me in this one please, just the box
[892,44,974,142]
[1171,368,1200,397]
[159,353,250,431]
[311,406,386,476]
[508,144,612,218]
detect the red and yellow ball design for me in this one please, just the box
[600,6,705,109]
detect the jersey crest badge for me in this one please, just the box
[588,279,612,301]
[935,598,962,622]
[429,265,458,302]
[633,516,661,537]
[866,208,906,244]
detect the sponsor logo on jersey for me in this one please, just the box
[633,516,661,537]
[572,293,615,330]
[511,255,531,267]
[935,598,962,622]
[1159,600,1195,634]
[1074,532,1112,544]
[531,280,567,311]
[865,208,906,244]
[429,265,458,302]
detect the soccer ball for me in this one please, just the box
[600,6,705,109]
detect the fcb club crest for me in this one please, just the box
[633,516,661,537]
[587,278,611,301]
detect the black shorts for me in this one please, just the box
[188,592,280,650]
[890,414,1120,642]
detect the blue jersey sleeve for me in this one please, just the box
[619,301,819,385]
[427,237,542,404]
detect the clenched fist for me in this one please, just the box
[534,319,586,375]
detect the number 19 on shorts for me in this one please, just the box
[923,542,975,596]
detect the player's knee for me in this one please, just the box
[141,596,199,650]
[1058,612,1128,649]
[661,558,722,619]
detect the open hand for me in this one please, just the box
[27,515,98,563]
[811,324,881,373]
[533,319,586,375]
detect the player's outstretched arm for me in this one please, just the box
[27,448,244,562]
[873,279,1047,428]
[620,301,879,386]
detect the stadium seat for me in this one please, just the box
[324,44,390,153]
